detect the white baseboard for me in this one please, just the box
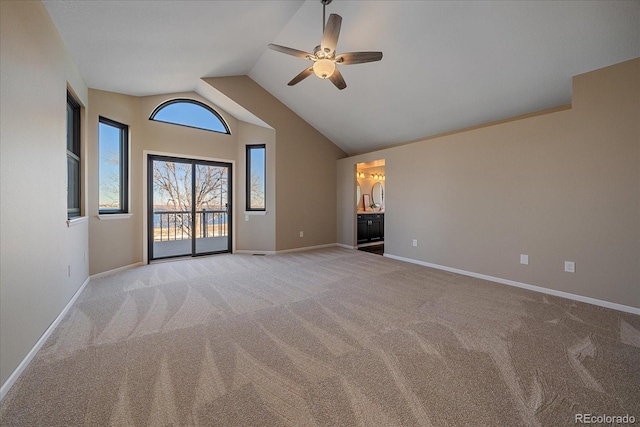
[236,243,342,255]
[384,253,640,315]
[0,276,91,401]
[276,243,339,254]
[336,243,356,250]
[90,262,144,279]
[237,243,378,255]
[235,250,276,255]
[2,262,147,400]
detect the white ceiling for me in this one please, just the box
[43,0,639,155]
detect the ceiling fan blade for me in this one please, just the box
[328,67,347,90]
[288,67,314,86]
[335,51,383,65]
[321,13,342,55]
[268,43,312,60]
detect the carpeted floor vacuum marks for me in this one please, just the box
[1,247,639,426]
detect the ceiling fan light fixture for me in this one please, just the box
[267,0,382,89]
[313,59,336,79]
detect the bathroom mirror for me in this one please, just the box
[372,182,384,206]
[356,181,361,207]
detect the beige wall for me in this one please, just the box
[88,90,248,273]
[85,78,346,268]
[203,76,347,251]
[3,0,634,396]
[88,75,345,271]
[0,1,89,386]
[236,122,277,252]
[338,58,640,309]
[87,90,140,274]
[139,92,241,261]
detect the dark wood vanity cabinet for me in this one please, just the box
[357,213,384,244]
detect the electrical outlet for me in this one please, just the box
[564,261,575,273]
[520,254,529,265]
[412,239,418,247]
[245,214,249,221]
[300,231,304,238]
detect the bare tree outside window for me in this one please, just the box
[250,171,265,209]
[99,149,121,209]
[153,161,227,239]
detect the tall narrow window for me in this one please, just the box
[67,93,81,218]
[246,145,266,211]
[99,117,129,213]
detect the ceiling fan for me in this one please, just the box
[268,0,383,90]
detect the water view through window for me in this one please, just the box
[148,156,231,260]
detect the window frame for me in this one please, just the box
[148,98,231,134]
[98,116,129,214]
[67,92,81,219]
[246,144,266,212]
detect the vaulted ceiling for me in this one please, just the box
[43,0,639,155]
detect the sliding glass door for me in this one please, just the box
[148,155,231,261]
[194,163,230,254]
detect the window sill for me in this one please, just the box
[244,211,267,216]
[66,216,88,227]
[97,213,133,221]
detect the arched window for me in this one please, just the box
[149,99,231,134]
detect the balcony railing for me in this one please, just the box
[153,209,228,242]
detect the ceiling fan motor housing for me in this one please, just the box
[313,45,334,59]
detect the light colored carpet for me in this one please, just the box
[1,247,638,426]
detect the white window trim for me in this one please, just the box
[66,216,88,227]
[97,213,133,221]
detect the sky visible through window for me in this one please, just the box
[249,146,266,209]
[152,101,228,133]
[251,147,265,191]
[98,122,121,209]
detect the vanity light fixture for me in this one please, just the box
[356,171,365,179]
[371,173,385,181]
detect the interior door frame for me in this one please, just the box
[143,151,234,263]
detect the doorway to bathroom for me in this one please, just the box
[356,159,385,255]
